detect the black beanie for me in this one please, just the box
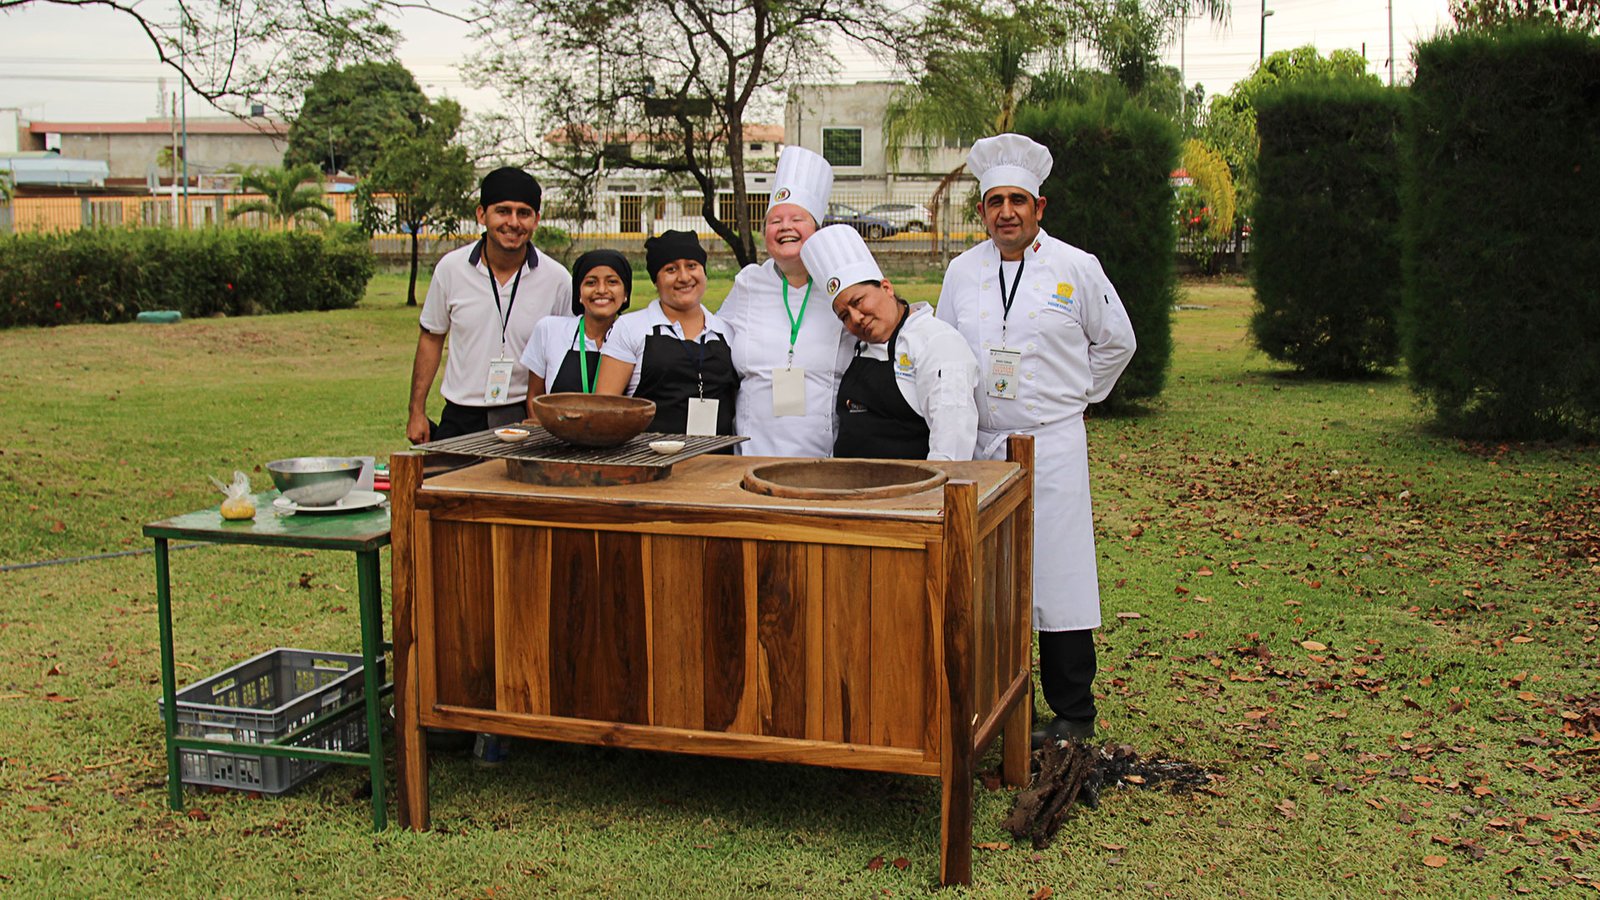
[644,230,707,282]
[570,249,633,315]
[479,167,542,212]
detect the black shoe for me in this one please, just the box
[1030,717,1095,750]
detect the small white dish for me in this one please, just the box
[273,489,387,515]
[649,439,686,455]
[495,427,531,443]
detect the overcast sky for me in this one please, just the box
[1,0,1455,125]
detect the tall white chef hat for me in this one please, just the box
[801,224,885,303]
[767,145,834,226]
[968,133,1053,198]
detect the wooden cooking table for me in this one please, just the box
[388,438,1035,885]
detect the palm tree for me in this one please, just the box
[227,163,336,229]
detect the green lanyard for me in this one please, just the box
[780,276,812,368]
[572,317,597,394]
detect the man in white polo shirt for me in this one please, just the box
[406,167,572,443]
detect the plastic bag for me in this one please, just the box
[209,470,256,520]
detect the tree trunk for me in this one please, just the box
[407,227,421,307]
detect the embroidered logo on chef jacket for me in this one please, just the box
[1032,240,1042,253]
[895,351,915,379]
[1048,281,1076,313]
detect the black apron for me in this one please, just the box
[834,311,929,460]
[635,323,737,435]
[549,324,602,394]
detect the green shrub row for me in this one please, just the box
[1019,94,1179,407]
[1252,79,1403,377]
[1401,25,1600,439]
[0,227,376,328]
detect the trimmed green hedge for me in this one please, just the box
[1252,80,1403,376]
[1401,26,1600,439]
[0,227,376,328]
[1018,94,1179,407]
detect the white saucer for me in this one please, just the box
[273,490,387,515]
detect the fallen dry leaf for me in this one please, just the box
[1510,636,1534,644]
[1116,612,1142,619]
[1030,888,1054,900]
[866,855,884,871]
[1421,855,1447,868]
[1300,640,1328,652]
[975,842,1011,851]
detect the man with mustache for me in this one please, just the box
[407,167,572,444]
[936,134,1137,747]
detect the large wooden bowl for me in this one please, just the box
[742,459,949,500]
[530,393,657,449]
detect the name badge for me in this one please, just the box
[987,348,1021,399]
[686,398,719,436]
[772,366,807,417]
[484,357,514,405]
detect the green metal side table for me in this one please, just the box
[143,491,391,829]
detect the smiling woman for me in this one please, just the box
[594,230,738,436]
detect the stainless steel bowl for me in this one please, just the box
[266,457,361,506]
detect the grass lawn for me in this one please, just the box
[1,271,1597,896]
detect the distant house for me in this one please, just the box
[541,123,786,235]
[785,83,968,183]
[23,118,289,187]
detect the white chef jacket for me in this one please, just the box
[718,259,854,457]
[848,303,980,461]
[601,299,731,397]
[419,240,572,407]
[520,314,602,384]
[936,229,1135,631]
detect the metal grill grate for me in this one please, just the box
[412,427,746,468]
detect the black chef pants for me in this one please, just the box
[1038,628,1097,723]
[434,400,525,441]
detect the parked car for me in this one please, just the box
[865,202,931,232]
[822,203,899,240]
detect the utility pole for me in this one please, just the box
[179,11,190,228]
[1260,4,1275,65]
[1388,0,1396,86]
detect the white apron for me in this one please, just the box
[978,416,1099,631]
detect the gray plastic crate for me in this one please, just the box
[158,647,381,795]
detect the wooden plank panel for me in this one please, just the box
[870,548,928,750]
[548,530,598,719]
[701,537,747,732]
[805,545,824,741]
[388,453,429,830]
[974,530,998,722]
[594,531,649,724]
[755,542,808,739]
[493,525,551,714]
[649,534,705,729]
[991,515,1016,687]
[821,545,872,745]
[430,520,497,709]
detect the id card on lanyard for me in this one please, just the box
[483,254,523,405]
[685,332,718,435]
[986,257,1025,400]
[773,277,810,417]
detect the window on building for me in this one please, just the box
[749,142,764,152]
[821,127,863,168]
[680,196,701,217]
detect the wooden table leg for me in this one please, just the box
[390,452,430,830]
[939,480,978,886]
[1001,675,1032,788]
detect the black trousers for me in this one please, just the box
[1038,629,1097,722]
[434,400,525,441]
